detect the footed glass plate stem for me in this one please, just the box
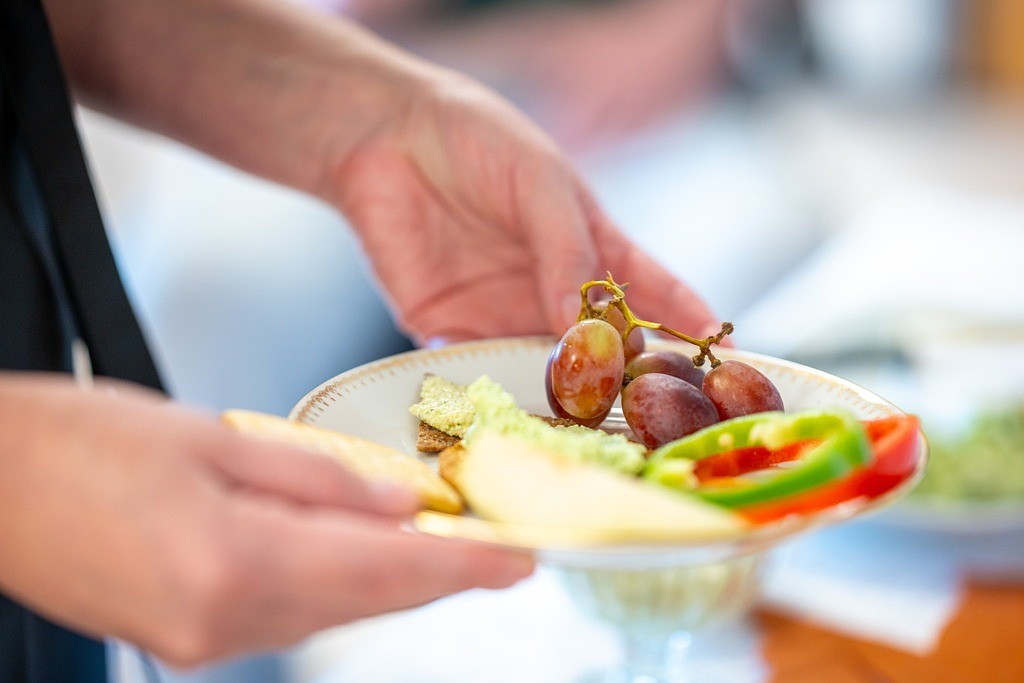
[619,629,691,682]
[554,553,765,683]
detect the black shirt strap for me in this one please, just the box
[0,0,164,390]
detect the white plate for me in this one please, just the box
[290,336,925,556]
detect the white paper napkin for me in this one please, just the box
[759,518,1024,655]
[760,522,959,654]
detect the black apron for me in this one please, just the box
[1,0,165,680]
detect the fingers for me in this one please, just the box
[520,164,603,334]
[523,164,724,341]
[584,196,724,338]
[404,270,552,345]
[261,509,535,627]
[159,488,534,662]
[205,429,421,517]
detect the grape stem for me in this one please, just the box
[578,274,734,368]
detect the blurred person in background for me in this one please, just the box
[0,1,722,683]
[331,0,734,151]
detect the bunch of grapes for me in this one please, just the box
[546,275,783,449]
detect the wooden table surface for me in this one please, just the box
[759,578,1024,683]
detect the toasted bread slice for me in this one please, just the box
[222,410,463,514]
[417,422,462,453]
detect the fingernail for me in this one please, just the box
[500,553,537,585]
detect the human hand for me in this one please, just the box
[48,0,721,348]
[325,68,722,346]
[0,374,533,667]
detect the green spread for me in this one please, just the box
[409,374,475,437]
[463,376,647,475]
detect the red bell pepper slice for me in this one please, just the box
[738,415,921,524]
[692,440,817,482]
[647,410,873,507]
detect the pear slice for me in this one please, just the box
[450,430,746,543]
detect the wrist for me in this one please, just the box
[303,36,443,202]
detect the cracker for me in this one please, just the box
[437,443,467,489]
[535,415,583,429]
[222,410,463,514]
[417,414,581,453]
[417,421,462,453]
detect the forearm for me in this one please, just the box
[43,0,436,197]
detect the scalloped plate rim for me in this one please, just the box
[289,336,927,554]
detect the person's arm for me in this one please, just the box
[0,374,532,666]
[44,0,722,344]
[45,0,426,197]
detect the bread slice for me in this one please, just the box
[417,422,462,453]
[222,410,463,514]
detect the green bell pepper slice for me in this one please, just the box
[644,410,872,508]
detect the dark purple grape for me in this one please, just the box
[597,303,644,361]
[702,360,784,421]
[549,319,624,423]
[545,345,609,428]
[625,350,704,389]
[621,373,719,449]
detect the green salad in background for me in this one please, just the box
[913,402,1024,501]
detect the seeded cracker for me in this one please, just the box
[412,372,581,452]
[417,421,462,453]
[410,374,475,439]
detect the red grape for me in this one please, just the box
[625,350,704,389]
[621,373,719,449]
[702,360,784,421]
[597,303,644,361]
[548,319,625,423]
[545,346,609,428]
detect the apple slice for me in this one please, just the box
[450,430,746,543]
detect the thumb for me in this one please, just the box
[207,421,421,517]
